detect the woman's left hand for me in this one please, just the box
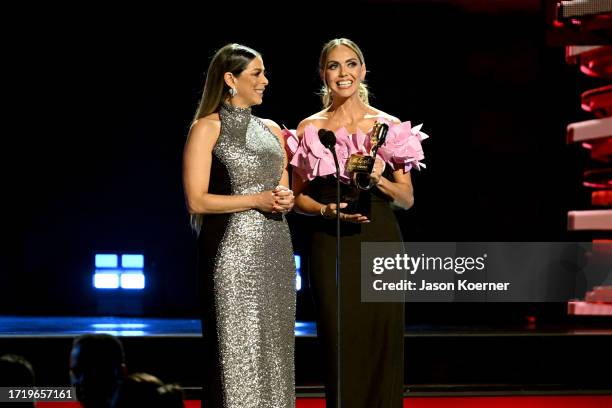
[369,157,386,185]
[273,185,294,213]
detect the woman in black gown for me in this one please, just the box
[287,38,428,408]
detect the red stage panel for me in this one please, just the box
[591,138,612,161]
[569,300,612,315]
[567,209,612,230]
[582,85,612,118]
[405,395,612,408]
[586,285,612,302]
[592,190,612,206]
[566,46,612,79]
[566,117,612,143]
[37,395,612,408]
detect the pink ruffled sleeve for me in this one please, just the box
[281,127,299,160]
[287,125,343,181]
[284,119,428,182]
[376,119,429,172]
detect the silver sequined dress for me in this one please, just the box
[198,103,295,408]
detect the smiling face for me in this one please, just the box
[321,44,366,100]
[226,55,269,107]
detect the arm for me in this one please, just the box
[262,118,294,212]
[291,119,325,216]
[182,117,278,214]
[371,165,414,210]
[368,116,414,210]
[261,118,290,188]
[292,172,321,216]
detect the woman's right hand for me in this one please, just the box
[321,203,370,223]
[253,190,279,213]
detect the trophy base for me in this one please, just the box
[309,176,373,220]
[342,185,372,220]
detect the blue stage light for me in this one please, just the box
[95,330,146,336]
[93,253,146,290]
[120,272,145,289]
[95,254,118,268]
[91,323,147,329]
[121,254,144,268]
[295,254,302,291]
[94,271,120,289]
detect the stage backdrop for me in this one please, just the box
[2,1,600,322]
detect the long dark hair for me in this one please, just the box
[190,44,260,234]
[193,43,260,120]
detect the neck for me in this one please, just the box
[222,100,251,113]
[327,94,369,124]
[224,97,251,110]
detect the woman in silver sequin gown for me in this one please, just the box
[182,44,296,408]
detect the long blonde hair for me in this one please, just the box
[190,43,260,234]
[318,38,370,108]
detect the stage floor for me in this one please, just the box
[0,315,317,337]
[2,315,611,338]
[2,315,612,397]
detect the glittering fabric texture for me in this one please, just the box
[212,103,295,408]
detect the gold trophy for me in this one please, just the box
[346,122,389,190]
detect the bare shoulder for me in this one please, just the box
[368,107,401,125]
[297,110,328,136]
[187,113,221,149]
[189,113,221,137]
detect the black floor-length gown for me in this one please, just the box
[308,175,404,408]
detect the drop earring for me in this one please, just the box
[229,87,237,97]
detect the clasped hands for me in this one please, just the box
[272,185,294,214]
[255,185,294,214]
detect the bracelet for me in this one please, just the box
[320,206,326,217]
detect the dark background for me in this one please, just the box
[1,1,608,323]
